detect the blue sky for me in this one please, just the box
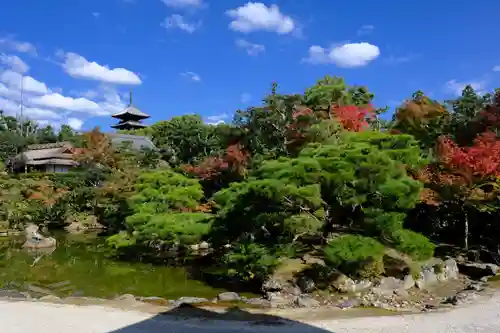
[0,0,499,131]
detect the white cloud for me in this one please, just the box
[0,97,61,120]
[0,54,29,73]
[71,89,99,99]
[0,70,49,94]
[493,65,500,72]
[206,113,228,123]
[96,85,128,115]
[92,12,101,18]
[357,24,374,36]
[445,79,487,96]
[240,93,251,103]
[24,107,62,120]
[181,71,201,82]
[62,52,142,85]
[161,0,203,8]
[226,3,295,34]
[0,82,21,99]
[207,120,224,125]
[161,14,200,33]
[303,42,380,68]
[67,118,84,130]
[30,93,101,113]
[0,65,130,124]
[235,39,265,56]
[0,37,37,55]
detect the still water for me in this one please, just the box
[0,232,232,300]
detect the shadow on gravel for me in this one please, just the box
[108,303,335,333]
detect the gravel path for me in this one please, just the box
[0,293,499,333]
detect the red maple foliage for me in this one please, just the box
[437,131,500,179]
[330,104,374,132]
[418,131,500,206]
[184,143,249,181]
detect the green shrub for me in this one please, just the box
[107,231,137,249]
[391,229,435,261]
[324,235,386,278]
[65,212,100,228]
[132,212,213,246]
[219,242,279,283]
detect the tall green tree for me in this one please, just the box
[234,83,304,159]
[447,85,492,145]
[148,115,224,165]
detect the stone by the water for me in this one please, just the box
[22,223,56,249]
[0,289,28,299]
[173,297,209,306]
[217,292,241,302]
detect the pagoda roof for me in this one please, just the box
[111,120,148,130]
[112,105,150,120]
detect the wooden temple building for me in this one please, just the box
[111,92,150,130]
[8,92,155,174]
[8,142,79,173]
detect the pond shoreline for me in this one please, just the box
[1,291,500,332]
[0,280,498,322]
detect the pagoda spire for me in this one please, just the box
[111,90,150,131]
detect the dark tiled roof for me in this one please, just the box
[111,120,148,130]
[107,133,157,151]
[112,105,150,120]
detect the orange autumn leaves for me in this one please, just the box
[183,143,249,181]
[419,131,500,205]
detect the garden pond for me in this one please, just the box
[0,232,246,300]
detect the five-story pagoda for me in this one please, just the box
[111,92,150,130]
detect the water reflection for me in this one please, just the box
[0,232,234,300]
[25,246,56,267]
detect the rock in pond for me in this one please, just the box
[22,223,56,249]
[173,297,209,306]
[217,292,241,302]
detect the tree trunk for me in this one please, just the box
[464,211,469,250]
[321,208,331,244]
